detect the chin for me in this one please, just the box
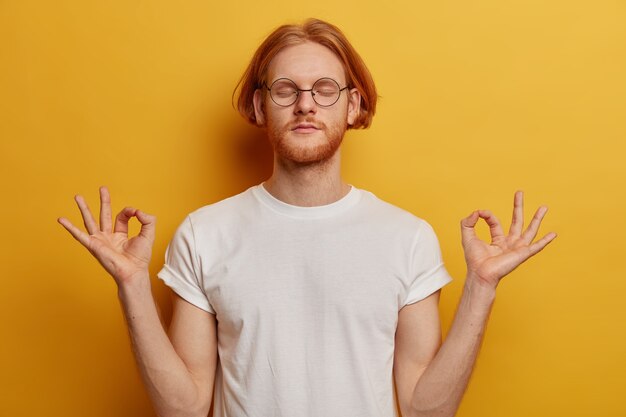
[273,130,344,165]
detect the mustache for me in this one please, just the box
[288,118,327,131]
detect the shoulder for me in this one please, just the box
[192,186,256,214]
[167,186,260,242]
[356,188,433,232]
[187,185,259,224]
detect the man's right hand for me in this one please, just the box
[58,186,156,286]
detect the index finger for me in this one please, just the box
[460,210,480,244]
[477,209,505,241]
[114,206,137,235]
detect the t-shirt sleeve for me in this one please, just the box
[404,220,453,306]
[157,216,215,314]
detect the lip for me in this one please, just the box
[291,123,320,133]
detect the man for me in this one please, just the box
[58,18,556,417]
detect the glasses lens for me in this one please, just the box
[270,79,298,106]
[312,78,341,106]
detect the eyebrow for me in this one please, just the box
[267,77,348,86]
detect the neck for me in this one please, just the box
[264,150,350,207]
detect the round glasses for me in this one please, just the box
[264,78,349,107]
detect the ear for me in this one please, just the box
[253,89,266,126]
[346,88,361,126]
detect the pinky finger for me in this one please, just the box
[57,217,91,247]
[528,232,558,257]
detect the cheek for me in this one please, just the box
[336,104,351,128]
[265,109,289,130]
[266,113,291,142]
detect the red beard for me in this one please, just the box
[267,117,347,164]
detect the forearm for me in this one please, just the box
[407,277,496,417]
[117,273,209,417]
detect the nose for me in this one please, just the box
[293,90,317,115]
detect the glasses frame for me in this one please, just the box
[263,77,350,108]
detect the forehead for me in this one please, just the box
[266,41,346,84]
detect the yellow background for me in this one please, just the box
[1,1,624,416]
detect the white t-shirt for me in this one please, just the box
[158,184,452,417]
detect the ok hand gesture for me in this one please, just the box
[460,191,557,289]
[57,187,156,286]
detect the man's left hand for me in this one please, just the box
[460,191,557,290]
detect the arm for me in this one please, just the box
[58,187,217,417]
[394,291,443,417]
[120,279,217,417]
[394,275,494,417]
[394,191,557,417]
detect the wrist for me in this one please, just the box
[462,275,497,311]
[117,270,152,300]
